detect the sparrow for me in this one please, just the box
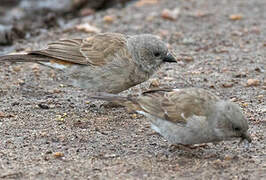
[0,33,176,93]
[88,88,252,146]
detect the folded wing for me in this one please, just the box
[30,33,128,66]
[137,88,220,125]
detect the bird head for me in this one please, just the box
[128,34,176,74]
[210,101,251,144]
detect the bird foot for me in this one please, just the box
[169,144,208,152]
[100,102,124,108]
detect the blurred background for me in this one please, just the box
[0,0,132,45]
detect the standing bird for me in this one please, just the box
[89,88,252,146]
[0,33,176,93]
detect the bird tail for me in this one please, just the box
[88,92,141,111]
[0,54,51,63]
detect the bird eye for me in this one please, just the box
[154,52,160,57]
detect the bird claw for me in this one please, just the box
[100,102,123,108]
[168,143,208,152]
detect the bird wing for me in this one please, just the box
[30,33,129,66]
[137,88,219,125]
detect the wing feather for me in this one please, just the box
[137,88,220,125]
[30,33,128,66]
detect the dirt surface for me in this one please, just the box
[0,0,265,179]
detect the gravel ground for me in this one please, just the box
[0,0,265,179]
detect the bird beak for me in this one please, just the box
[163,53,177,63]
[239,132,252,144]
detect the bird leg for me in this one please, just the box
[169,143,208,152]
[100,102,124,108]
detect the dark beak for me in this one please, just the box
[163,53,177,63]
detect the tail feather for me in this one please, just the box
[88,92,141,111]
[88,92,130,104]
[0,54,51,62]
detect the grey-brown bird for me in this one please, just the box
[0,33,176,93]
[89,88,252,145]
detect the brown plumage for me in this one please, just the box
[0,33,128,65]
[0,33,177,93]
[89,88,251,145]
[31,33,128,66]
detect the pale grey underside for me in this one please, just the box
[40,56,151,93]
[137,111,219,145]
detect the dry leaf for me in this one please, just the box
[222,83,234,88]
[230,97,237,102]
[135,0,158,7]
[12,66,21,72]
[131,113,138,119]
[194,11,210,18]
[229,14,243,20]
[150,79,160,87]
[31,64,40,71]
[53,89,61,93]
[213,159,223,166]
[257,95,263,100]
[209,84,215,88]
[53,152,64,158]
[40,132,47,137]
[0,111,5,118]
[17,79,25,85]
[103,15,115,23]
[241,102,248,107]
[224,155,232,161]
[75,23,101,33]
[161,8,180,21]
[247,79,260,86]
[183,56,194,62]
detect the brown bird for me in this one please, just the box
[0,33,176,93]
[89,88,252,146]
